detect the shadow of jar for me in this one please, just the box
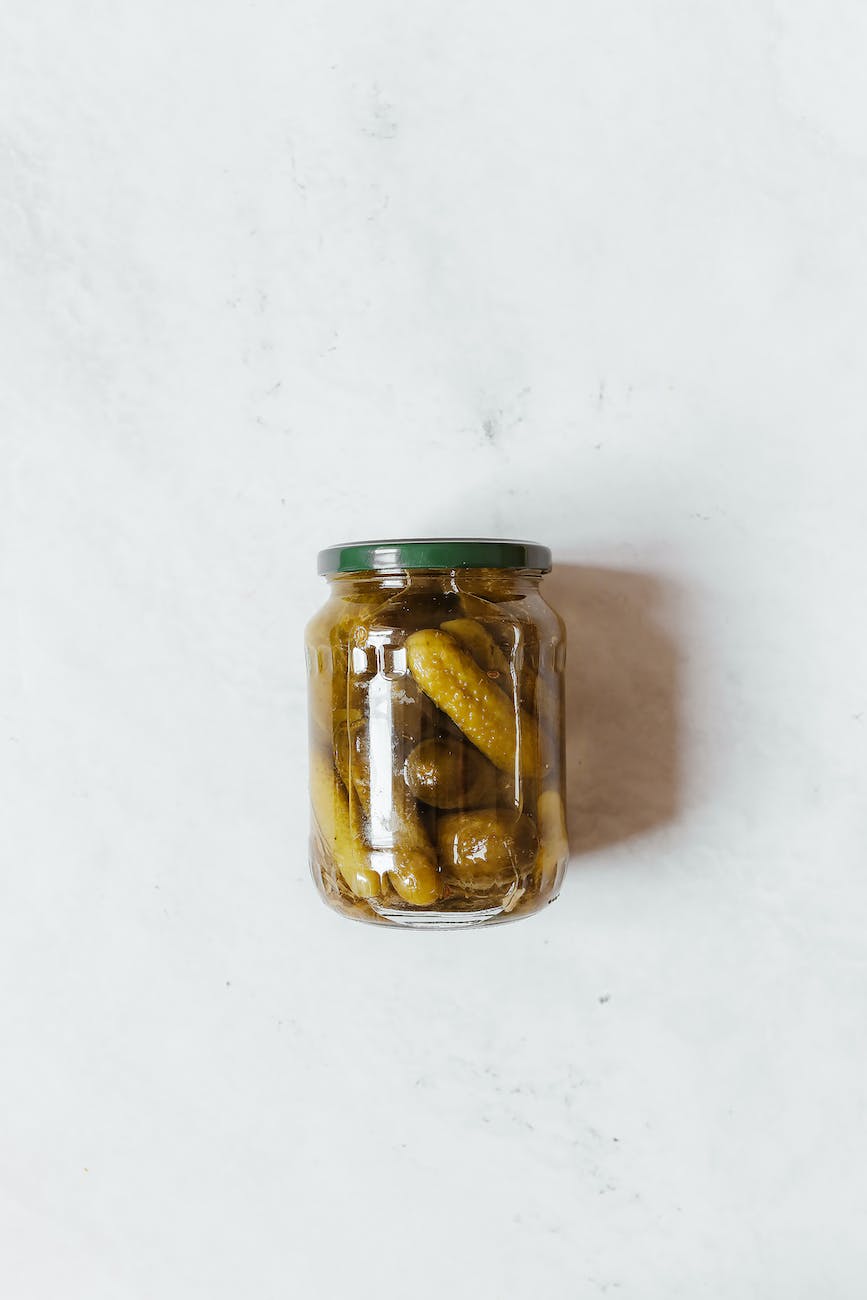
[543,564,682,858]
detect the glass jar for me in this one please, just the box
[305,539,568,928]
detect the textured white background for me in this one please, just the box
[2,3,866,1296]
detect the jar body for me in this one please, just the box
[305,568,568,927]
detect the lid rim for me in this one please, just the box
[317,538,552,576]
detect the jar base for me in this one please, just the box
[366,898,551,929]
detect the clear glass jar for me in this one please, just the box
[305,539,568,928]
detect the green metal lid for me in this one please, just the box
[317,538,552,576]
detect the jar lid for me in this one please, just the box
[317,538,552,575]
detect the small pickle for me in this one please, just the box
[535,789,569,891]
[306,589,391,739]
[516,623,540,712]
[404,737,497,809]
[338,728,441,908]
[308,748,382,899]
[440,618,512,684]
[332,724,353,795]
[306,648,334,742]
[380,798,441,907]
[437,810,538,885]
[387,846,441,907]
[445,613,540,716]
[405,629,538,776]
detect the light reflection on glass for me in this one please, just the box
[366,650,395,847]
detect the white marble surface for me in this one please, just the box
[2,2,867,1295]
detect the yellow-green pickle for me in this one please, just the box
[305,539,568,927]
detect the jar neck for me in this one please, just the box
[325,568,544,598]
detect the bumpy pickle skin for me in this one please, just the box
[405,629,538,776]
[437,810,538,885]
[440,618,512,682]
[404,737,497,809]
[308,748,382,899]
[535,789,569,891]
[444,613,543,714]
[442,613,562,780]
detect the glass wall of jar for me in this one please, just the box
[305,540,568,928]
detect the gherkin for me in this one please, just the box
[405,629,538,776]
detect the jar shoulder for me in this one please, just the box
[515,589,567,644]
[304,581,565,647]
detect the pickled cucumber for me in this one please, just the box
[405,629,538,775]
[443,614,540,713]
[387,847,441,906]
[308,747,382,899]
[535,789,569,891]
[404,737,497,809]
[337,724,441,907]
[305,590,389,739]
[440,618,511,683]
[378,797,441,907]
[437,810,538,885]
